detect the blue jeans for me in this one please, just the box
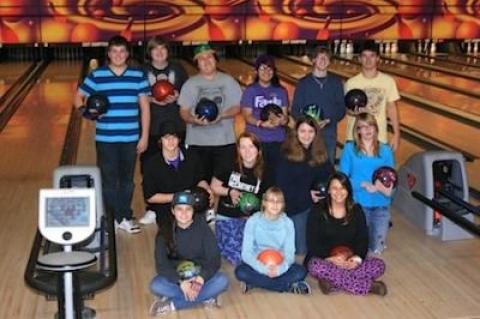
[362,206,390,253]
[96,142,137,222]
[289,208,310,255]
[323,134,337,165]
[149,272,229,309]
[235,263,306,292]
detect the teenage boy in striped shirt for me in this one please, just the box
[74,35,150,234]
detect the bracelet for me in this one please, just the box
[227,188,232,197]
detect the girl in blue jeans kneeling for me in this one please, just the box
[339,113,395,254]
[149,192,228,315]
[235,187,311,294]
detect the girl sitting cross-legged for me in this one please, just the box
[235,187,311,295]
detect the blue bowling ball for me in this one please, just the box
[195,98,218,122]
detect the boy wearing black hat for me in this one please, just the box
[142,121,212,230]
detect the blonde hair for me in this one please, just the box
[261,186,285,213]
[146,36,169,60]
[353,112,380,156]
[282,116,328,166]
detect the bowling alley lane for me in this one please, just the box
[0,62,33,97]
[383,53,480,81]
[444,55,480,68]
[0,61,82,318]
[216,58,480,194]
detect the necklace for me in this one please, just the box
[312,75,327,89]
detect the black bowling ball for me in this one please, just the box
[190,186,210,213]
[86,94,109,119]
[260,103,283,121]
[344,89,368,112]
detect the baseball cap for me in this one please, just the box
[172,192,195,207]
[193,44,216,60]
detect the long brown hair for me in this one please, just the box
[323,172,356,225]
[236,132,264,179]
[281,116,328,166]
[353,112,380,156]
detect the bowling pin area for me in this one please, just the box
[0,39,479,319]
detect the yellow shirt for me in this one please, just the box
[344,72,400,143]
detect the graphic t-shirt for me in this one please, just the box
[344,72,400,143]
[240,82,288,143]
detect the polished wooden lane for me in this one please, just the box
[0,61,82,318]
[444,55,480,68]
[400,53,480,73]
[0,62,32,97]
[382,53,480,82]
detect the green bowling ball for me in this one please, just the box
[176,260,201,281]
[238,192,260,216]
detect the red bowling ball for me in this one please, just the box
[152,80,175,102]
[372,166,398,188]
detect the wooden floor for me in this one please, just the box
[1,59,479,318]
[0,62,32,97]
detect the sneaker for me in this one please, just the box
[289,280,311,295]
[318,279,332,295]
[240,282,253,294]
[139,210,157,225]
[149,299,175,316]
[203,296,221,309]
[206,209,216,224]
[116,218,141,234]
[370,280,387,296]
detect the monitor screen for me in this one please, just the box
[45,197,90,227]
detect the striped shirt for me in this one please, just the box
[79,66,150,143]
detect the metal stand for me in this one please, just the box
[37,247,97,319]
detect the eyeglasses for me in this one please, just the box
[258,65,274,72]
[264,198,283,204]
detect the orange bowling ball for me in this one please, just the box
[152,80,175,102]
[329,245,353,258]
[257,249,284,265]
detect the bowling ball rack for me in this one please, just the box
[412,190,480,238]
